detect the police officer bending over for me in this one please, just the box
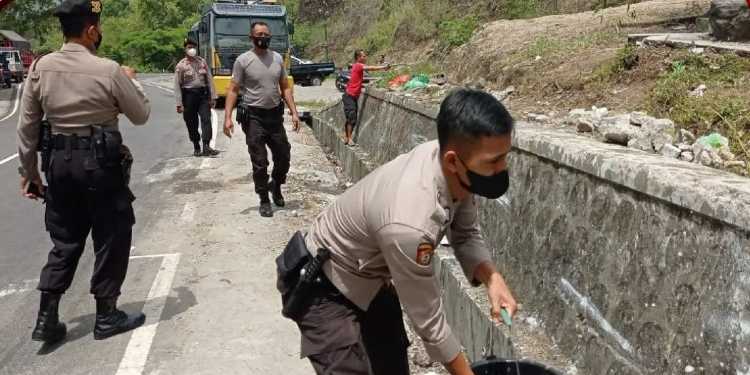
[277,88,518,375]
[16,0,151,344]
[175,39,219,157]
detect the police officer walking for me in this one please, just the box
[277,89,519,375]
[223,21,300,218]
[175,39,219,157]
[16,0,151,344]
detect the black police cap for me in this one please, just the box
[53,0,103,18]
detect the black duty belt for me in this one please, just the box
[53,135,92,150]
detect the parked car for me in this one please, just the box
[290,56,335,86]
[0,48,24,83]
[335,64,375,92]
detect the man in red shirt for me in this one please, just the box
[342,50,389,146]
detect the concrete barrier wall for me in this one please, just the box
[311,88,750,375]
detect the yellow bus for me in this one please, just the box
[188,0,294,103]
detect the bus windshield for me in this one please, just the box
[214,17,287,50]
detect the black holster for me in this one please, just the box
[38,120,52,173]
[276,231,331,320]
[237,102,284,126]
[91,128,132,186]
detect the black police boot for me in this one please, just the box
[93,297,146,340]
[202,143,219,157]
[259,193,273,218]
[193,142,202,157]
[31,292,67,343]
[270,179,285,207]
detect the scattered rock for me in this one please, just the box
[719,148,736,161]
[629,112,650,126]
[725,160,748,169]
[689,47,705,54]
[528,113,551,123]
[677,143,693,152]
[708,0,750,41]
[689,84,707,97]
[678,129,696,144]
[651,133,675,153]
[680,151,695,162]
[599,118,640,146]
[642,118,675,135]
[628,136,654,152]
[577,120,594,133]
[661,144,682,158]
[490,86,515,101]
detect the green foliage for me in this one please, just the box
[592,44,639,81]
[504,0,540,19]
[437,16,478,49]
[646,52,750,163]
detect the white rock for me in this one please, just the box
[679,129,696,144]
[689,84,707,97]
[689,47,705,54]
[628,137,654,152]
[677,143,693,151]
[685,365,695,373]
[679,151,695,162]
[629,112,651,126]
[661,144,681,158]
[652,133,675,153]
[725,160,747,168]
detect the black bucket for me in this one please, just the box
[471,357,562,375]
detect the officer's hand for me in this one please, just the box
[121,66,137,80]
[291,113,300,132]
[20,176,45,200]
[176,105,183,114]
[223,119,234,138]
[487,272,518,324]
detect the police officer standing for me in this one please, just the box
[223,21,300,218]
[175,39,219,157]
[16,0,151,344]
[278,89,518,375]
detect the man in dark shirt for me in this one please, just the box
[342,50,389,146]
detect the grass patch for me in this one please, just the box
[438,16,479,49]
[592,44,639,81]
[646,52,750,169]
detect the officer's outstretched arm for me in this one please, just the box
[113,66,150,125]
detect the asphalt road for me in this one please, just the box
[0,78,199,374]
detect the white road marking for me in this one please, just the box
[0,85,21,122]
[116,253,181,375]
[0,279,38,299]
[0,153,18,166]
[129,254,179,260]
[179,201,196,223]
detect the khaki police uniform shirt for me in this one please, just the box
[173,56,217,106]
[231,50,285,109]
[306,140,493,364]
[16,42,150,182]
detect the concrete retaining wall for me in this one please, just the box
[310,87,750,375]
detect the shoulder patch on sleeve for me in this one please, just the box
[416,243,435,266]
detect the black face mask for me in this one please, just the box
[252,36,271,49]
[457,157,510,199]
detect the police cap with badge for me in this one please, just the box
[53,0,102,18]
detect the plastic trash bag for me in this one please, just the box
[696,133,729,150]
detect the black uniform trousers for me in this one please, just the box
[38,141,135,298]
[297,278,411,375]
[240,104,291,195]
[182,87,212,145]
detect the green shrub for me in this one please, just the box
[438,16,478,49]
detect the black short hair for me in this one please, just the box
[184,39,197,48]
[251,21,270,34]
[59,14,99,39]
[354,50,365,61]
[436,88,514,150]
